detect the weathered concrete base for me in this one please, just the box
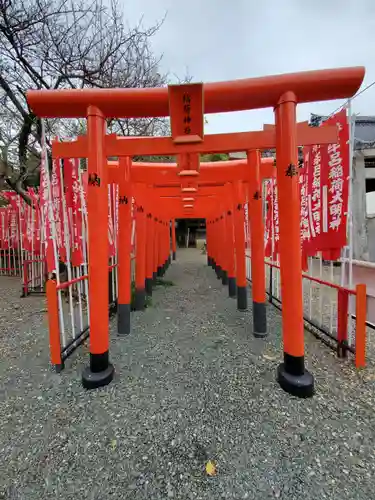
[216,265,222,280]
[228,277,237,298]
[221,270,228,285]
[117,303,131,335]
[145,278,153,296]
[82,352,114,390]
[237,285,248,311]
[277,359,314,399]
[134,288,146,311]
[253,300,267,338]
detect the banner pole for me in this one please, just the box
[347,99,355,346]
[347,99,354,289]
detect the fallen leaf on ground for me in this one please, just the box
[263,354,278,361]
[205,460,216,476]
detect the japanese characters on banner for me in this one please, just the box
[64,158,85,267]
[0,193,18,251]
[244,202,249,248]
[27,187,42,254]
[263,179,279,260]
[51,160,66,262]
[40,156,56,273]
[264,109,349,261]
[299,157,310,249]
[273,181,280,257]
[323,110,349,250]
[302,109,349,256]
[81,171,88,199]
[108,185,116,258]
[308,144,324,246]
[0,207,10,250]
[264,180,273,258]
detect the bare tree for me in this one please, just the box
[0,0,170,204]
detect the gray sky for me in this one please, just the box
[125,0,375,134]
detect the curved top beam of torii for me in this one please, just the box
[107,158,275,185]
[27,67,364,118]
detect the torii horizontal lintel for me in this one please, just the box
[108,160,275,184]
[52,123,337,159]
[27,67,364,119]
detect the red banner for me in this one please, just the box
[51,160,66,262]
[320,109,349,251]
[273,180,279,258]
[299,109,349,257]
[40,157,55,273]
[264,180,273,258]
[108,185,116,258]
[1,192,19,249]
[0,208,9,249]
[299,156,310,250]
[64,158,84,266]
[81,171,88,199]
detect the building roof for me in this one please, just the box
[228,116,375,157]
[311,113,375,149]
[353,116,375,143]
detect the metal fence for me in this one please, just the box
[246,253,367,367]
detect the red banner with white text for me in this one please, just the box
[265,109,349,262]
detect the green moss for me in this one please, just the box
[155,278,175,287]
[130,280,152,309]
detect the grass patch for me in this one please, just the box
[155,278,175,287]
[130,281,152,310]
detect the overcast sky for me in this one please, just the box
[124,0,375,134]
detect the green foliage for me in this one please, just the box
[129,277,175,310]
[133,155,175,163]
[200,153,229,162]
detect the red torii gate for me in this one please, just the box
[27,66,365,398]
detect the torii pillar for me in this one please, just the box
[274,92,314,398]
[171,218,177,260]
[247,150,267,338]
[82,107,114,389]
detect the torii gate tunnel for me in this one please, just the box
[27,66,365,398]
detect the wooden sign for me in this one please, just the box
[168,83,204,144]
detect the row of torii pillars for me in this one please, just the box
[27,66,365,398]
[54,127,334,399]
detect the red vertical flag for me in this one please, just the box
[51,159,66,262]
[264,180,273,258]
[320,109,349,252]
[39,158,55,272]
[108,185,116,257]
[64,158,84,266]
[273,180,280,259]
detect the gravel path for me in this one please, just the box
[1,249,375,499]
